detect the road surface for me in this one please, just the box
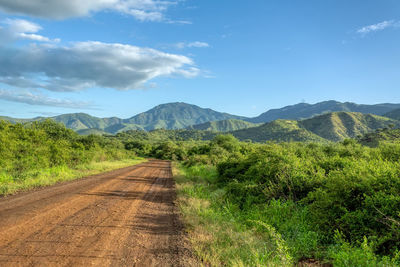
[0,160,196,266]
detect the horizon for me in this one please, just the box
[3,99,400,120]
[0,1,399,118]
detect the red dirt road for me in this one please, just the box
[0,160,196,266]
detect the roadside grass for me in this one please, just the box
[0,157,145,196]
[174,161,400,267]
[174,163,293,266]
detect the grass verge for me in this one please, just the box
[174,163,400,267]
[0,157,145,196]
[174,163,293,266]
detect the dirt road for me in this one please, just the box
[0,160,196,266]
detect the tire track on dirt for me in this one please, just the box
[0,160,197,266]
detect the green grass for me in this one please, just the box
[174,159,400,266]
[174,164,293,266]
[0,158,145,196]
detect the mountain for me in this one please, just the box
[384,108,400,121]
[358,128,400,147]
[0,103,246,134]
[299,112,399,141]
[2,101,400,136]
[125,102,246,131]
[249,100,400,123]
[231,120,327,143]
[232,112,400,142]
[188,119,259,132]
[52,113,120,131]
[76,128,109,135]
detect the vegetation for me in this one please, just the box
[358,127,400,147]
[2,101,400,135]
[232,119,327,143]
[249,100,400,123]
[299,112,399,141]
[120,133,400,266]
[2,107,400,266]
[0,119,142,195]
[232,112,400,143]
[188,119,260,132]
[384,108,400,121]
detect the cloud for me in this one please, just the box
[174,41,210,49]
[357,20,400,34]
[0,41,199,91]
[0,0,181,22]
[0,18,59,43]
[0,89,94,109]
[30,111,62,117]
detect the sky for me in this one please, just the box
[0,0,399,119]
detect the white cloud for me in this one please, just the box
[174,41,210,49]
[0,41,199,91]
[357,20,400,34]
[0,18,58,43]
[0,0,181,22]
[0,89,94,109]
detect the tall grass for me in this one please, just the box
[175,164,293,266]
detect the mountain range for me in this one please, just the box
[232,112,400,142]
[1,101,400,142]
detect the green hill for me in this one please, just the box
[300,112,400,141]
[232,112,400,142]
[116,129,216,142]
[231,120,327,143]
[51,113,117,131]
[188,119,259,132]
[2,102,400,137]
[249,100,400,123]
[0,103,243,134]
[384,108,400,121]
[76,128,109,135]
[358,128,400,147]
[125,102,245,130]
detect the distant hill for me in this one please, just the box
[52,113,120,131]
[76,128,109,136]
[0,103,243,134]
[232,112,400,142]
[116,129,216,142]
[188,119,259,132]
[358,128,400,147]
[384,108,400,121]
[2,101,400,136]
[249,100,400,123]
[125,102,246,131]
[231,120,327,143]
[299,112,400,141]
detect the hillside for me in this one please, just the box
[117,129,216,142]
[384,108,400,121]
[2,101,400,136]
[76,128,110,135]
[52,113,120,131]
[249,100,400,123]
[232,112,400,142]
[0,103,245,133]
[231,120,327,143]
[188,119,259,132]
[125,102,246,130]
[358,128,400,147]
[300,112,400,141]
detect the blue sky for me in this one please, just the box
[0,0,399,118]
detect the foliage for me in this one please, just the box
[0,120,137,195]
[168,134,400,265]
[250,100,400,123]
[188,119,260,132]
